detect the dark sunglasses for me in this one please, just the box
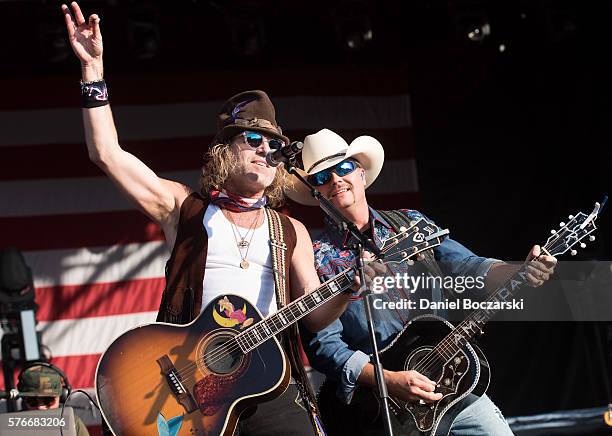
[24,396,56,407]
[242,131,285,150]
[307,160,359,187]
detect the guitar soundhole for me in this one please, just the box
[202,333,244,375]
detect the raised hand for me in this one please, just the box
[61,2,103,79]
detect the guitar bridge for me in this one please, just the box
[157,354,197,413]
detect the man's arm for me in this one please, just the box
[301,315,442,405]
[301,319,371,404]
[83,105,191,247]
[62,2,191,248]
[435,235,556,293]
[288,217,352,332]
[485,245,557,289]
[357,363,442,403]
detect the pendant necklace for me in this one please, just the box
[226,209,261,269]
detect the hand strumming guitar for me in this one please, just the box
[386,369,444,403]
[358,364,443,403]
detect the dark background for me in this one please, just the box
[2,0,611,421]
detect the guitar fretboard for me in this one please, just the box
[234,269,355,353]
[431,268,530,360]
[431,230,571,360]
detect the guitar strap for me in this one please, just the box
[265,208,326,436]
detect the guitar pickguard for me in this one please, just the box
[370,314,486,436]
[401,346,470,432]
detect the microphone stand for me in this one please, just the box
[286,164,395,436]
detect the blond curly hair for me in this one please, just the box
[199,142,290,208]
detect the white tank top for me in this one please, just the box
[202,204,278,317]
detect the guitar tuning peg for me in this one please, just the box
[559,222,566,227]
[399,226,407,232]
[568,215,574,219]
[589,235,596,242]
[580,243,586,249]
[550,229,556,234]
[570,250,577,256]
[407,259,414,266]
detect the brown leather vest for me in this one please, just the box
[156,192,295,323]
[156,192,322,434]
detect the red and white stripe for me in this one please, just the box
[0,68,418,402]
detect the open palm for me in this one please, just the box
[61,2,102,65]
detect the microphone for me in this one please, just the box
[0,388,20,399]
[265,141,304,167]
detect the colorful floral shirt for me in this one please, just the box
[303,208,499,404]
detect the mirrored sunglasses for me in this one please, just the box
[242,131,285,150]
[307,160,359,187]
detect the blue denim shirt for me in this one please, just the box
[302,208,500,404]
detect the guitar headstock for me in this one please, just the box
[544,199,605,257]
[379,216,450,265]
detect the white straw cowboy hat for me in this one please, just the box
[285,128,384,206]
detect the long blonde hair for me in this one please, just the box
[199,142,290,208]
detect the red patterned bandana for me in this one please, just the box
[209,190,268,212]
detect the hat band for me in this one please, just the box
[234,118,281,133]
[307,152,347,173]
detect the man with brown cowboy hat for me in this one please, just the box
[287,128,558,435]
[60,2,385,434]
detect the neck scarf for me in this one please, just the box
[209,189,268,212]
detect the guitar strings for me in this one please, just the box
[177,227,562,385]
[414,237,560,376]
[178,232,420,375]
[174,274,353,383]
[421,227,582,376]
[99,244,558,427]
[416,236,566,375]
[172,235,415,382]
[171,248,393,379]
[178,231,457,385]
[107,225,574,427]
[414,259,537,376]
[173,267,359,380]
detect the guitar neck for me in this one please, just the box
[428,199,604,361]
[234,268,355,353]
[433,242,557,359]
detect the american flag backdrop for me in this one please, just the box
[0,66,418,428]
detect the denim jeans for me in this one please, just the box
[450,394,514,435]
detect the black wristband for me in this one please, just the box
[80,79,109,108]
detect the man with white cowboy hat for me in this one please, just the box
[286,128,384,208]
[287,128,557,435]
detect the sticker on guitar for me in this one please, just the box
[213,296,254,329]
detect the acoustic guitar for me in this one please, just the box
[317,201,603,436]
[95,216,449,435]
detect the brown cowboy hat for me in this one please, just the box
[215,90,290,145]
